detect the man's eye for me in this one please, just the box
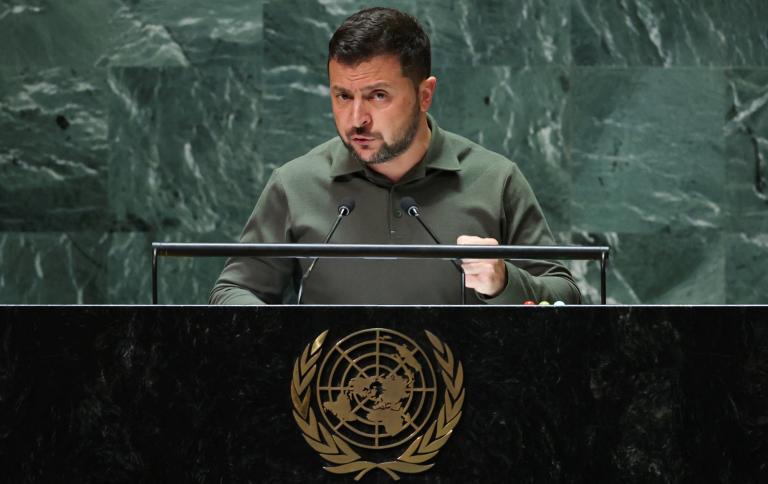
[336,93,351,101]
[373,91,388,100]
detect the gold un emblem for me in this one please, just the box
[291,328,465,480]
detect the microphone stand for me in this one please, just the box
[404,201,466,305]
[297,203,352,304]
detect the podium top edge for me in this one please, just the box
[150,242,610,260]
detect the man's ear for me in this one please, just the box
[419,76,437,112]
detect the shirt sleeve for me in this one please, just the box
[479,164,581,305]
[208,170,295,305]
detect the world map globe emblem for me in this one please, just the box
[316,328,438,450]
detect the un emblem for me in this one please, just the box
[291,329,465,480]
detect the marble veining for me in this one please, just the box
[572,0,768,67]
[0,67,108,231]
[0,232,106,303]
[726,69,768,233]
[569,67,725,234]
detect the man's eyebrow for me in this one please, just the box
[331,82,392,93]
[363,82,392,91]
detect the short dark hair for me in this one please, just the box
[328,7,431,86]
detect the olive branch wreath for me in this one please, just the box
[291,329,464,481]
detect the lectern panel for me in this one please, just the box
[0,306,765,482]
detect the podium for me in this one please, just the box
[1,305,766,482]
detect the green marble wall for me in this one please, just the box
[1,0,766,304]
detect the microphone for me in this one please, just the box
[297,198,355,303]
[400,197,442,244]
[337,198,355,217]
[400,196,419,217]
[399,196,465,304]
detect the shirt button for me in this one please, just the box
[394,209,403,218]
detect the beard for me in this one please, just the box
[340,103,421,165]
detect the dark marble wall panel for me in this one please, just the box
[0,232,106,303]
[726,233,768,305]
[572,0,768,67]
[568,229,724,304]
[0,67,108,231]
[0,0,123,73]
[726,69,768,233]
[262,65,336,167]
[722,69,768,305]
[264,0,349,68]
[101,0,263,68]
[569,67,725,234]
[720,3,768,66]
[414,0,571,68]
[107,65,262,236]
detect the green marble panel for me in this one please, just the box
[108,231,225,304]
[265,0,569,68]
[432,66,571,232]
[721,3,768,66]
[107,65,263,238]
[0,232,107,304]
[0,67,108,231]
[101,0,263,68]
[0,0,123,72]
[568,67,724,233]
[569,229,724,304]
[725,69,768,233]
[726,233,768,304]
[572,0,768,67]
[262,65,336,167]
[416,0,571,68]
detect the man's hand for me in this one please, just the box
[456,235,507,297]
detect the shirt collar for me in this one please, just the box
[330,114,461,179]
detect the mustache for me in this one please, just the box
[347,128,382,138]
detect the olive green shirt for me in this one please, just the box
[210,116,580,305]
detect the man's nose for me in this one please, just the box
[352,99,371,128]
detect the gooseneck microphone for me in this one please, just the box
[399,196,466,305]
[400,196,443,244]
[297,198,355,304]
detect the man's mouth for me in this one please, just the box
[351,135,376,144]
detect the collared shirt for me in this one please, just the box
[210,115,580,305]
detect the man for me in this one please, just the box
[210,7,580,305]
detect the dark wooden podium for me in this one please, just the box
[1,305,766,482]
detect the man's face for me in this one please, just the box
[329,55,423,165]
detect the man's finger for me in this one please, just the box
[457,235,483,245]
[461,262,492,274]
[456,235,499,246]
[460,261,491,273]
[461,258,495,265]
